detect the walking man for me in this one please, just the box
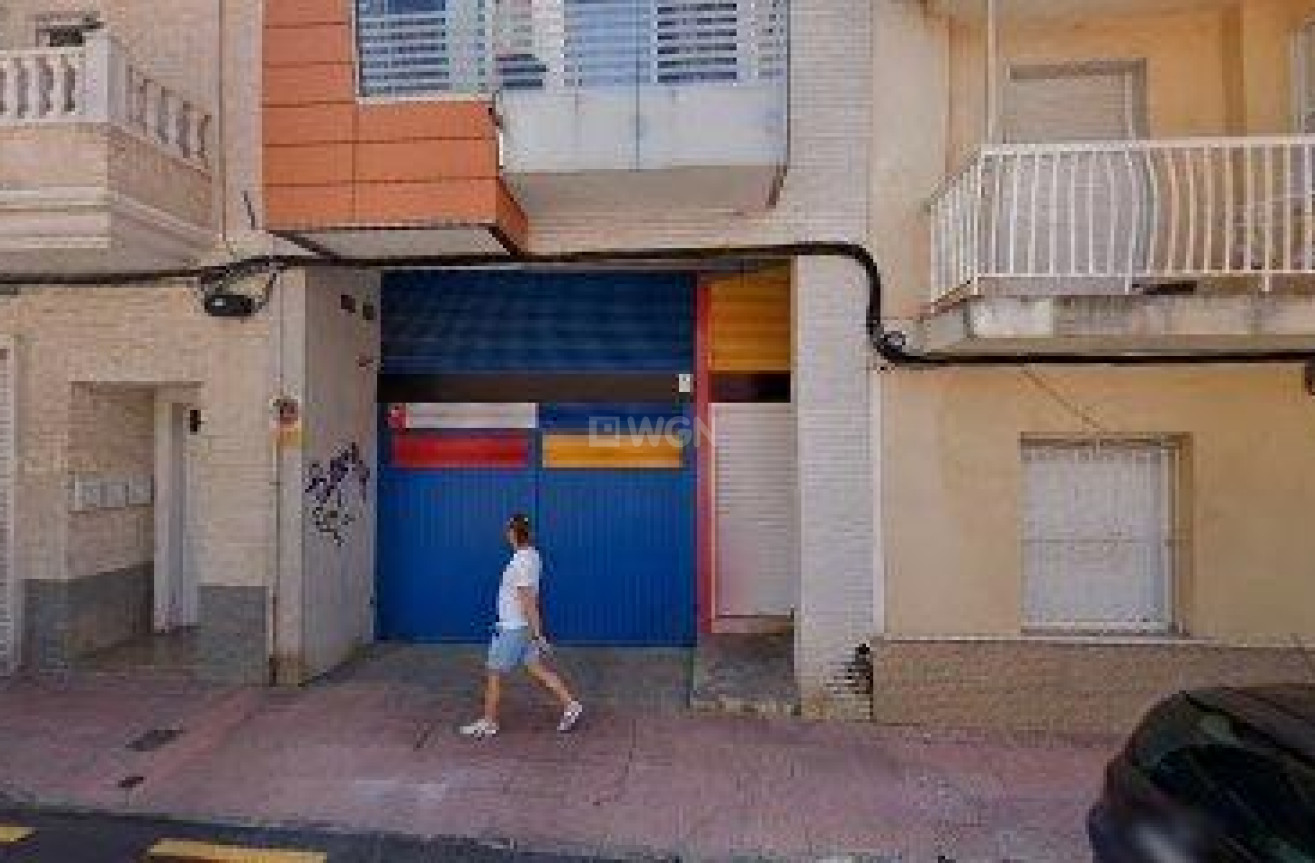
[460,513,583,739]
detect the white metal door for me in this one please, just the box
[0,343,16,673]
[1022,440,1174,633]
[713,403,796,618]
[154,400,197,630]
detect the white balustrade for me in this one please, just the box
[929,137,1315,303]
[0,33,212,172]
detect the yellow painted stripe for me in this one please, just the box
[0,824,33,843]
[147,839,326,863]
[543,434,684,469]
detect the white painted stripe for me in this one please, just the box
[400,403,538,430]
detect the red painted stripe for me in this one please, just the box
[696,277,714,636]
[392,433,529,469]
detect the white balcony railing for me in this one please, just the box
[929,137,1315,305]
[355,0,788,98]
[0,33,211,171]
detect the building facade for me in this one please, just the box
[1,0,1313,732]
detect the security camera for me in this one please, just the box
[203,291,258,318]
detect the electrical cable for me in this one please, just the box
[3,241,1314,368]
[1019,368,1109,434]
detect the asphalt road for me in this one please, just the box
[0,806,632,863]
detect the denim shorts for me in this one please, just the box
[487,626,540,673]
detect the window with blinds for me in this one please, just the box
[1021,439,1177,634]
[1003,61,1145,144]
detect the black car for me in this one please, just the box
[1090,687,1315,862]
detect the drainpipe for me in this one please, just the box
[985,0,1000,144]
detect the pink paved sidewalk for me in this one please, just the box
[0,673,1114,862]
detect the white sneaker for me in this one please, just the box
[557,701,583,733]
[459,718,499,739]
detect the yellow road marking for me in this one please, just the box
[147,839,326,862]
[0,824,33,843]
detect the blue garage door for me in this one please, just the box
[376,272,697,646]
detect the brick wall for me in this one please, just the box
[67,384,154,580]
[872,638,1315,736]
[3,281,276,675]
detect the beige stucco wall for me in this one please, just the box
[1238,0,1315,132]
[948,7,1233,163]
[0,282,275,592]
[946,0,1315,164]
[881,365,1315,645]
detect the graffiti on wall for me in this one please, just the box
[305,442,371,546]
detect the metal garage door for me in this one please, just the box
[377,272,697,646]
[0,343,15,674]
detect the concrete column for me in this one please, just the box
[793,255,876,720]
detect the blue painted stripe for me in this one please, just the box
[382,271,695,374]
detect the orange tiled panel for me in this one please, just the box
[265,0,352,27]
[356,139,497,183]
[263,64,356,107]
[496,184,530,248]
[261,0,526,247]
[264,143,354,186]
[265,103,356,146]
[543,435,685,470]
[707,266,793,373]
[264,23,354,67]
[265,185,354,228]
[354,180,497,225]
[355,101,496,142]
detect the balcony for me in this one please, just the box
[923,137,1315,354]
[355,0,789,213]
[0,34,215,274]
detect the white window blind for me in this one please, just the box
[1004,62,1143,144]
[1022,440,1175,634]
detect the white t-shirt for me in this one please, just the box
[497,547,541,629]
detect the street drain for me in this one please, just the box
[126,728,185,752]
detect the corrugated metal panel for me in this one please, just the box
[0,346,15,674]
[382,271,695,373]
[1022,440,1174,633]
[713,403,796,617]
[537,402,688,431]
[377,462,536,642]
[394,402,538,430]
[539,463,696,646]
[543,434,684,470]
[377,402,697,646]
[391,432,531,469]
[707,266,791,373]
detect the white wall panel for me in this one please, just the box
[713,403,796,618]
